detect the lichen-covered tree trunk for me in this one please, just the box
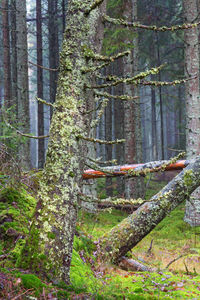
[19,0,106,284]
[99,156,200,262]
[183,0,200,226]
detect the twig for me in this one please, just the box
[87,65,165,89]
[147,239,154,255]
[83,48,130,62]
[77,135,125,144]
[29,60,58,72]
[12,289,34,300]
[36,97,54,107]
[137,76,197,87]
[95,91,139,101]
[4,118,49,139]
[103,14,200,32]
[165,254,184,269]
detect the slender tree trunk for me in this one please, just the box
[19,0,106,284]
[183,0,200,226]
[123,0,143,199]
[36,0,45,168]
[105,66,113,197]
[16,0,30,169]
[10,0,17,112]
[2,0,12,108]
[99,156,200,262]
[48,0,59,118]
[151,87,158,160]
[114,58,125,196]
[62,0,66,33]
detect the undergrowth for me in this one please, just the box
[0,177,200,298]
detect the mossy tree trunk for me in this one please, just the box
[20,0,106,284]
[98,156,200,263]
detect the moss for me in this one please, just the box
[70,249,99,293]
[20,274,46,296]
[0,187,37,255]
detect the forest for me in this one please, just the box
[1,0,200,299]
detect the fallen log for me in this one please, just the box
[83,159,190,179]
[97,198,144,211]
[97,156,200,263]
[119,257,154,272]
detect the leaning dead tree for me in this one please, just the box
[98,156,200,263]
[83,158,190,179]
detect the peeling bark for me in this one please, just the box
[98,156,200,263]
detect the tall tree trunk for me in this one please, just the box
[48,0,59,118]
[16,0,30,169]
[2,0,12,108]
[105,66,113,197]
[151,87,158,160]
[19,0,106,284]
[114,58,125,196]
[36,0,45,168]
[99,156,200,262]
[123,0,143,199]
[10,0,18,112]
[183,0,200,226]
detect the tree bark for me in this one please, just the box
[2,0,12,108]
[123,0,143,199]
[16,0,30,169]
[19,0,106,284]
[183,0,200,226]
[10,0,18,112]
[98,156,200,262]
[36,0,45,168]
[48,0,59,118]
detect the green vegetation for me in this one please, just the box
[1,180,200,298]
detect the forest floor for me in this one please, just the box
[1,174,200,299]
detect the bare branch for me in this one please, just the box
[137,76,197,87]
[36,97,54,107]
[103,14,200,32]
[87,65,165,89]
[95,91,139,101]
[29,60,58,72]
[3,113,49,139]
[83,47,130,62]
[77,135,125,144]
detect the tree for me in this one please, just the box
[16,0,30,169]
[48,0,59,117]
[18,0,200,284]
[2,0,12,108]
[19,0,107,284]
[36,0,45,168]
[123,0,143,199]
[183,0,200,226]
[98,156,200,262]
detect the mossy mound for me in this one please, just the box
[0,188,36,255]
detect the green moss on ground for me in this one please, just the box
[0,188,36,256]
[1,182,200,299]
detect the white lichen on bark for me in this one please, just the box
[20,0,106,284]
